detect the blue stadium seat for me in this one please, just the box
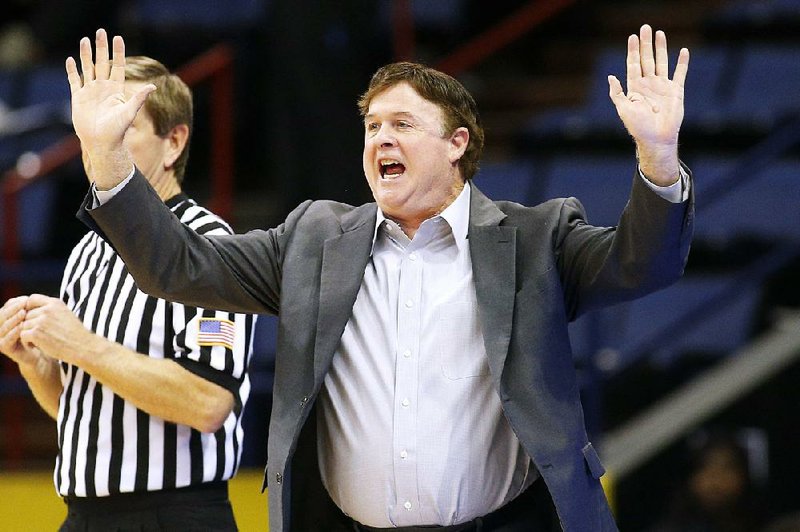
[681,47,731,131]
[617,274,761,365]
[709,0,800,27]
[472,159,538,204]
[693,159,800,245]
[0,179,57,256]
[543,156,638,228]
[572,273,762,373]
[524,48,623,139]
[131,0,266,29]
[0,66,72,171]
[0,70,14,105]
[583,48,627,125]
[240,313,277,467]
[249,314,278,395]
[727,46,800,128]
[23,66,70,107]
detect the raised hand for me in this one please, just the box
[65,29,155,189]
[608,24,689,185]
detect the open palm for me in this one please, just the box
[609,25,689,148]
[65,29,154,186]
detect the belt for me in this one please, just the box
[348,481,541,532]
[63,481,229,514]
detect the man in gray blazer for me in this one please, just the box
[66,24,692,532]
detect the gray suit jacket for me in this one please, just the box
[83,168,693,531]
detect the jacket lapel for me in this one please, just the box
[314,204,377,384]
[468,184,516,385]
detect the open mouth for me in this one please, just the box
[379,159,406,180]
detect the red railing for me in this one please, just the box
[175,44,236,220]
[393,0,578,76]
[392,0,416,62]
[0,43,236,467]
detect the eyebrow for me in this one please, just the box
[364,111,418,122]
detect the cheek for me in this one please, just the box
[362,154,372,180]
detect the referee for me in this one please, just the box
[0,50,256,531]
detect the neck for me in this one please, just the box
[150,173,182,202]
[394,180,465,239]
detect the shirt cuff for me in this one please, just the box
[91,168,136,208]
[638,166,690,203]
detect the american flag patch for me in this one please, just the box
[197,318,235,350]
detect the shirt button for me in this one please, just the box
[403,349,411,358]
[401,398,410,407]
[400,450,408,459]
[408,252,417,261]
[403,501,412,510]
[404,299,413,308]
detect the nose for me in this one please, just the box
[373,124,397,148]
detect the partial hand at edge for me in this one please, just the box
[0,296,43,368]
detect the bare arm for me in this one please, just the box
[20,294,233,433]
[0,296,62,419]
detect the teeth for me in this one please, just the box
[379,158,403,180]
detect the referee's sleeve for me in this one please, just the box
[176,307,254,396]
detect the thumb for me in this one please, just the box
[607,75,625,106]
[125,83,156,118]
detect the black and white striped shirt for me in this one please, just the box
[55,193,256,497]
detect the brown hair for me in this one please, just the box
[125,56,193,183]
[357,62,485,181]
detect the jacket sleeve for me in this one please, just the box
[82,169,311,315]
[555,164,694,320]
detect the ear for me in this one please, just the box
[448,127,469,165]
[163,124,190,169]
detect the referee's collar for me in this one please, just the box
[164,192,190,209]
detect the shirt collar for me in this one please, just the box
[438,181,471,253]
[371,182,472,255]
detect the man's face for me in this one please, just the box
[362,82,468,234]
[122,81,171,183]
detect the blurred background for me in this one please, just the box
[1,0,799,530]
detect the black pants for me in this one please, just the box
[345,479,561,532]
[59,481,237,532]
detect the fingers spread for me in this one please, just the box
[127,83,157,116]
[673,48,690,88]
[65,57,82,94]
[655,30,668,77]
[626,34,642,84]
[94,28,111,80]
[79,36,94,82]
[608,75,624,100]
[639,24,655,76]
[109,35,127,83]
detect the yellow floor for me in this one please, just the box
[0,469,268,531]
